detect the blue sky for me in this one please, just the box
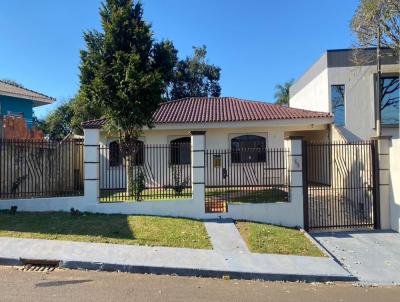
[0,0,359,119]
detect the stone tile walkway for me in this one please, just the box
[203,219,249,254]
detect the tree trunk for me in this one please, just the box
[126,153,135,198]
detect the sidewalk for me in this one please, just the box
[0,219,355,282]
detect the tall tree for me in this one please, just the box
[87,0,177,196]
[351,0,400,54]
[351,0,400,135]
[168,46,221,100]
[274,79,294,106]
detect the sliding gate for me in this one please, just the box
[303,141,379,231]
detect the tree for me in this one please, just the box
[41,101,74,140]
[168,46,221,100]
[351,0,400,55]
[274,79,294,106]
[86,0,177,197]
[351,0,400,134]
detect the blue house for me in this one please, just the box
[0,80,54,128]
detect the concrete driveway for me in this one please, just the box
[313,231,400,285]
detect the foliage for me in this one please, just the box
[40,101,74,140]
[167,46,221,100]
[274,79,294,106]
[86,0,177,141]
[171,167,189,196]
[351,0,400,55]
[132,168,146,201]
[0,79,25,88]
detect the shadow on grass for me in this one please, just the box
[0,211,135,241]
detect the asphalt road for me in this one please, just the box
[0,266,399,302]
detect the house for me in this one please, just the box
[82,97,331,199]
[289,48,399,141]
[0,80,54,133]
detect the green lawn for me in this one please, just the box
[206,188,288,204]
[236,221,324,257]
[0,211,211,249]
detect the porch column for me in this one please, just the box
[190,131,206,213]
[83,128,100,204]
[372,136,391,229]
[285,137,305,228]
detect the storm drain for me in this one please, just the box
[19,259,60,272]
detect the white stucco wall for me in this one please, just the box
[390,138,400,232]
[290,68,330,113]
[327,64,399,140]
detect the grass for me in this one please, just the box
[236,221,325,257]
[100,188,192,203]
[0,211,211,249]
[206,188,288,204]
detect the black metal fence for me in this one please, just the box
[99,143,192,202]
[304,141,377,231]
[205,148,289,213]
[0,139,84,199]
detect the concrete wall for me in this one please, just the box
[390,138,400,232]
[290,69,330,113]
[0,130,307,228]
[327,64,399,140]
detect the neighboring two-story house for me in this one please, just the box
[0,80,54,138]
[289,48,399,141]
[0,80,54,128]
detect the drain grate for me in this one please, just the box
[19,259,60,272]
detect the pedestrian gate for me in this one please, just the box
[303,141,379,231]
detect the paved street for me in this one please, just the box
[0,266,399,302]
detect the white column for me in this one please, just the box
[190,131,206,214]
[372,136,391,229]
[285,137,305,228]
[84,128,100,204]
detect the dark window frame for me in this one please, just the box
[109,140,144,167]
[231,135,266,164]
[331,84,345,127]
[378,74,399,127]
[170,137,191,165]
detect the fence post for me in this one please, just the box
[285,136,305,228]
[83,128,100,204]
[371,136,391,229]
[190,131,206,214]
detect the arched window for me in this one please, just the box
[109,141,121,167]
[231,135,266,163]
[109,140,144,167]
[170,137,191,165]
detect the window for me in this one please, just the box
[109,141,121,167]
[109,140,144,167]
[231,135,266,163]
[380,75,399,126]
[170,137,191,165]
[331,85,345,127]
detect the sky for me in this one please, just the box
[0,0,360,119]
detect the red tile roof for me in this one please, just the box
[82,97,331,128]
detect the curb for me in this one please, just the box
[0,257,357,283]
